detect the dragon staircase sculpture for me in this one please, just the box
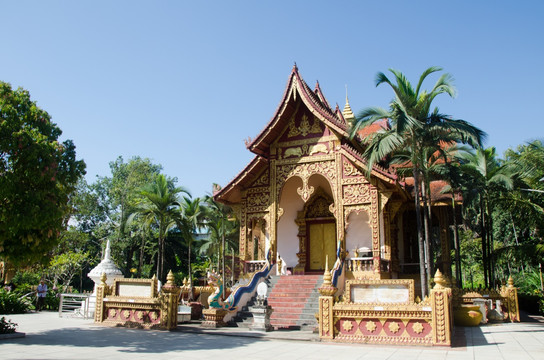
[202,249,274,327]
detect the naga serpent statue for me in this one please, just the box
[207,249,274,312]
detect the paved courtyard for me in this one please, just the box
[1,311,544,359]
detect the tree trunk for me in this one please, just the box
[421,179,432,283]
[160,236,165,282]
[479,196,488,288]
[188,241,192,288]
[413,167,428,298]
[138,235,145,277]
[485,197,495,287]
[126,248,134,277]
[452,197,462,288]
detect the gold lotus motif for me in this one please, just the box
[388,321,400,333]
[342,320,353,332]
[365,320,377,332]
[412,321,424,334]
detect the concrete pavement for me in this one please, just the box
[1,311,544,359]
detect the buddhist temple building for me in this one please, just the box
[214,65,454,294]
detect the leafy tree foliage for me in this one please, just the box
[129,174,188,281]
[0,82,86,266]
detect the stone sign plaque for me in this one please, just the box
[346,279,415,304]
[351,284,409,304]
[117,282,152,298]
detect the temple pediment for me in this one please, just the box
[215,66,401,206]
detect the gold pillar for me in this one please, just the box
[502,277,520,322]
[239,198,248,261]
[270,160,277,258]
[160,270,181,330]
[334,151,344,252]
[318,258,336,340]
[94,273,108,323]
[371,187,381,272]
[430,270,453,346]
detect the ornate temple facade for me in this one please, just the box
[214,65,453,287]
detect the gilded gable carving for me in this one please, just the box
[343,184,371,205]
[343,160,363,177]
[287,114,322,138]
[247,192,269,212]
[306,196,333,218]
[281,142,330,160]
[276,161,337,203]
[252,169,269,187]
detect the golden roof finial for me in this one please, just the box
[342,85,355,122]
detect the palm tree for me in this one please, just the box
[456,147,514,287]
[175,196,206,289]
[349,67,485,298]
[202,194,239,288]
[504,141,544,258]
[128,174,187,281]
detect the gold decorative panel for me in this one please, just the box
[343,184,371,205]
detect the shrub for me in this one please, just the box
[45,290,60,311]
[12,271,41,288]
[0,289,31,314]
[0,317,18,334]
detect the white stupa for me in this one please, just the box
[87,239,123,316]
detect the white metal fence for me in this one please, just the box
[58,293,90,319]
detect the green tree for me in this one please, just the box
[175,196,206,288]
[47,250,91,288]
[349,67,484,297]
[202,194,239,285]
[129,174,186,281]
[456,147,514,287]
[0,81,86,269]
[107,157,163,275]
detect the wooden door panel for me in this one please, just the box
[308,222,336,271]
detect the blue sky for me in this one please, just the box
[2,1,543,197]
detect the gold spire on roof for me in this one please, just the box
[342,85,355,122]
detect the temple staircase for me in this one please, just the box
[267,274,323,330]
[230,274,323,331]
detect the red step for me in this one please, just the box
[267,275,321,329]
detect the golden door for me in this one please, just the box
[308,222,336,271]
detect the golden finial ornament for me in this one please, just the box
[318,255,337,296]
[100,272,107,286]
[166,270,175,286]
[323,255,332,286]
[508,276,515,288]
[433,269,446,289]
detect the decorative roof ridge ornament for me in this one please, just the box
[342,85,355,123]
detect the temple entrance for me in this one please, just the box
[307,221,336,271]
